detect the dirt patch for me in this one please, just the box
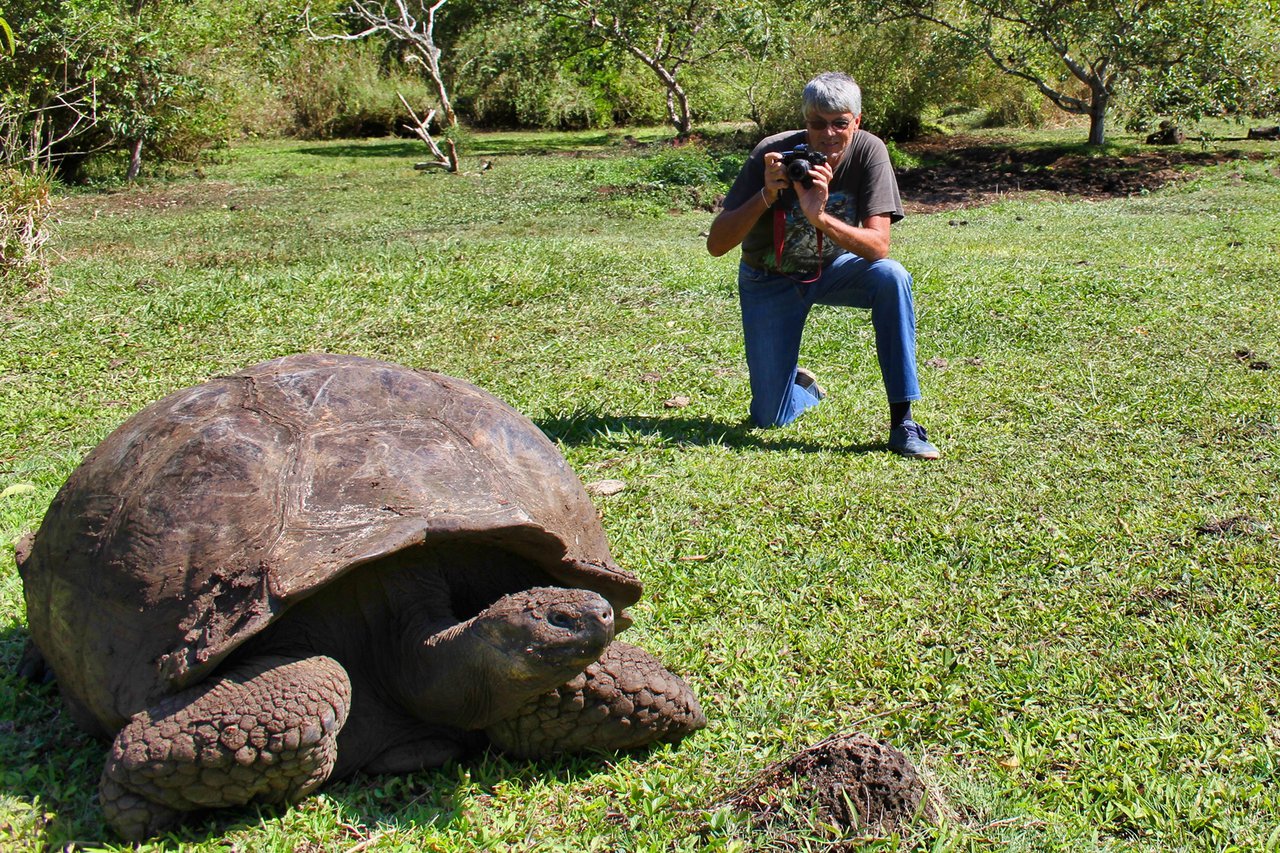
[897,136,1255,213]
[1195,515,1272,538]
[722,732,935,841]
[56,181,272,219]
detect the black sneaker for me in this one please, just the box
[888,419,940,459]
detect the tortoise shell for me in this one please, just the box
[19,353,639,736]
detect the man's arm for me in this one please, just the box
[794,163,892,261]
[811,210,892,261]
[706,153,789,257]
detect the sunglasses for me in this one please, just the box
[805,117,854,131]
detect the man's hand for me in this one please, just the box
[761,152,789,206]
[794,161,834,228]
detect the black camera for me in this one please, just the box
[779,144,827,187]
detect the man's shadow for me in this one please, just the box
[537,411,883,455]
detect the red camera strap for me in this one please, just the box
[773,204,823,284]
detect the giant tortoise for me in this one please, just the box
[17,353,705,839]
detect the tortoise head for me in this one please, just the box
[405,586,615,730]
[473,586,615,676]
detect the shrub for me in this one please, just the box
[280,41,436,139]
[643,145,721,186]
[0,165,54,293]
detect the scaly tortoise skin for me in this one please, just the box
[17,353,704,840]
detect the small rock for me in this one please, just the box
[584,479,627,497]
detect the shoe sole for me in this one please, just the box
[891,446,940,460]
[795,368,825,400]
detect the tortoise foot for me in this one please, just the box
[100,655,351,840]
[486,641,705,757]
[99,774,182,842]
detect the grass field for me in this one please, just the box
[2,124,1279,851]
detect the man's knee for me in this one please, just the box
[870,258,912,291]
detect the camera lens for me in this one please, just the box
[786,160,811,182]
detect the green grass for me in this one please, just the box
[2,127,1279,851]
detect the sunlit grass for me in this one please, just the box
[3,129,1279,851]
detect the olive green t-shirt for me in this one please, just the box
[722,129,904,274]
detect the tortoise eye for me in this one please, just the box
[547,610,576,629]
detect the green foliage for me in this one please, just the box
[452,9,623,129]
[0,0,1276,174]
[643,144,721,186]
[280,40,435,138]
[1121,0,1280,128]
[0,13,14,56]
[738,9,996,140]
[544,0,770,134]
[884,0,1280,143]
[883,139,920,169]
[0,0,242,178]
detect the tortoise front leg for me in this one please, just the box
[100,655,351,841]
[484,642,705,758]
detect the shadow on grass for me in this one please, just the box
[290,140,427,160]
[537,412,883,455]
[898,136,1260,210]
[0,624,663,847]
[290,130,649,161]
[145,751,623,847]
[0,626,106,844]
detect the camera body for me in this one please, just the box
[779,144,827,187]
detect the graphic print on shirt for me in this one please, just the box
[778,191,854,274]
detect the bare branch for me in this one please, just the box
[304,0,456,128]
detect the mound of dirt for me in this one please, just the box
[723,732,935,835]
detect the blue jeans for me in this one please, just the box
[738,253,921,428]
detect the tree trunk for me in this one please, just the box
[1087,90,1108,146]
[126,138,144,180]
[671,84,693,137]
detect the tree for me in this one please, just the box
[304,0,457,128]
[0,0,235,179]
[546,0,767,136]
[882,0,1279,145]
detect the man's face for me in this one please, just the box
[805,110,860,161]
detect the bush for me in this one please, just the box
[280,41,437,139]
[452,14,669,131]
[0,165,54,293]
[643,145,721,186]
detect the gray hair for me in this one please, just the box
[803,72,862,117]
